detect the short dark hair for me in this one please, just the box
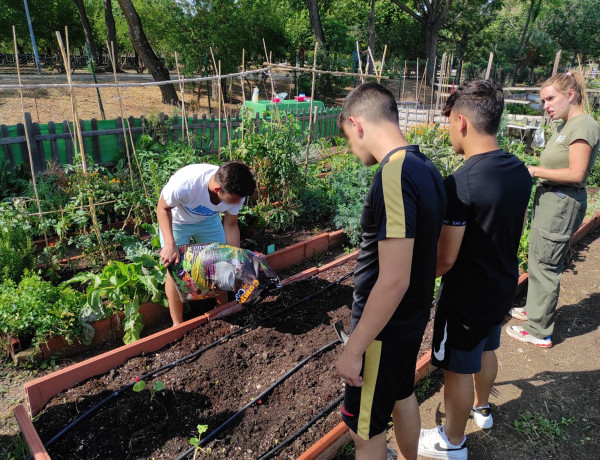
[442,79,504,135]
[339,82,399,127]
[215,161,256,196]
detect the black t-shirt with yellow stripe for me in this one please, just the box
[350,145,446,340]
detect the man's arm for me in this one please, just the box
[157,195,179,267]
[336,237,413,387]
[436,225,465,277]
[223,211,241,247]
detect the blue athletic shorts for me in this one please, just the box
[431,319,502,374]
[159,215,226,247]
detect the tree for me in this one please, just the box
[511,0,543,84]
[72,0,98,61]
[116,0,178,104]
[367,0,375,74]
[389,0,453,84]
[306,0,327,48]
[103,0,121,70]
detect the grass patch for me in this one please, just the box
[513,411,577,446]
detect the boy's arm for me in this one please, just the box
[436,225,465,277]
[157,195,180,266]
[223,211,241,247]
[336,237,413,387]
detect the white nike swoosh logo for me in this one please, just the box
[433,322,448,361]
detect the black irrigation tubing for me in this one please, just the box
[175,339,342,460]
[258,393,345,460]
[40,268,355,453]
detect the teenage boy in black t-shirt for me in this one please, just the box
[336,82,445,459]
[418,80,532,460]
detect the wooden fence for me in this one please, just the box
[0,106,342,173]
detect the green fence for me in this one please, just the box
[0,106,342,173]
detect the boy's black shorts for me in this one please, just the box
[341,336,422,440]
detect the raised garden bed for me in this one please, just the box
[15,253,356,458]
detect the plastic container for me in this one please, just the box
[252,87,259,103]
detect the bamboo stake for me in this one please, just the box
[208,49,222,157]
[401,60,407,101]
[422,59,429,111]
[485,52,494,80]
[12,26,48,245]
[367,47,376,76]
[263,38,276,99]
[106,41,151,214]
[552,50,562,76]
[174,51,191,145]
[356,41,364,83]
[304,42,319,172]
[240,49,246,143]
[418,60,428,107]
[429,57,437,121]
[106,41,135,192]
[56,28,107,263]
[378,45,388,83]
[416,58,419,103]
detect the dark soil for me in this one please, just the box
[33,259,435,460]
[241,225,334,255]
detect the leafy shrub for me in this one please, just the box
[0,270,86,345]
[0,203,35,283]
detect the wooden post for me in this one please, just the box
[378,45,387,83]
[429,57,437,121]
[12,26,48,245]
[415,57,419,103]
[485,52,494,80]
[552,50,562,76]
[304,42,319,172]
[401,59,407,102]
[56,28,107,263]
[240,49,246,143]
[174,52,190,145]
[107,41,136,192]
[356,41,364,83]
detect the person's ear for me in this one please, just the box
[567,88,576,104]
[214,184,222,194]
[457,114,468,134]
[348,116,364,138]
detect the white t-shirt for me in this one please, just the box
[160,164,244,225]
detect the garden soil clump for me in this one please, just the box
[33,259,435,459]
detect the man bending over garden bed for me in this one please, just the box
[157,161,256,325]
[336,82,446,459]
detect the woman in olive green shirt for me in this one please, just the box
[507,71,600,348]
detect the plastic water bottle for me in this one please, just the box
[252,87,259,103]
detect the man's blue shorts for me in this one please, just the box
[159,215,226,247]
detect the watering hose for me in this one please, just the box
[41,269,354,452]
[174,339,342,460]
[258,393,344,459]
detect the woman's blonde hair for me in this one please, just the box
[541,70,588,111]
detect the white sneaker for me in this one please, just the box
[471,406,493,429]
[506,325,552,348]
[418,426,468,460]
[510,307,527,321]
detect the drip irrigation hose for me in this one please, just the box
[258,394,344,460]
[41,269,354,452]
[175,339,342,460]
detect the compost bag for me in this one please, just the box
[169,243,280,305]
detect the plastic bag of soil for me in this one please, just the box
[169,243,280,305]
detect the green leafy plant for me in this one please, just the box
[64,255,167,344]
[189,424,210,458]
[0,216,35,284]
[133,379,165,402]
[0,270,86,346]
[513,411,577,445]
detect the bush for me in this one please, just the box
[0,270,86,346]
[0,204,35,284]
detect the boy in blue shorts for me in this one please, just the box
[418,80,531,459]
[157,161,256,325]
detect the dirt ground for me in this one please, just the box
[384,228,600,460]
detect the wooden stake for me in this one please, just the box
[107,41,151,214]
[378,45,388,83]
[416,57,419,103]
[552,50,562,76]
[356,41,364,83]
[240,49,246,143]
[485,52,494,80]
[305,42,319,172]
[12,26,48,245]
[174,52,191,145]
[56,28,107,263]
[401,59,407,102]
[107,41,135,192]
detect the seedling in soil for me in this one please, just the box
[189,424,210,459]
[513,411,577,446]
[133,379,165,402]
